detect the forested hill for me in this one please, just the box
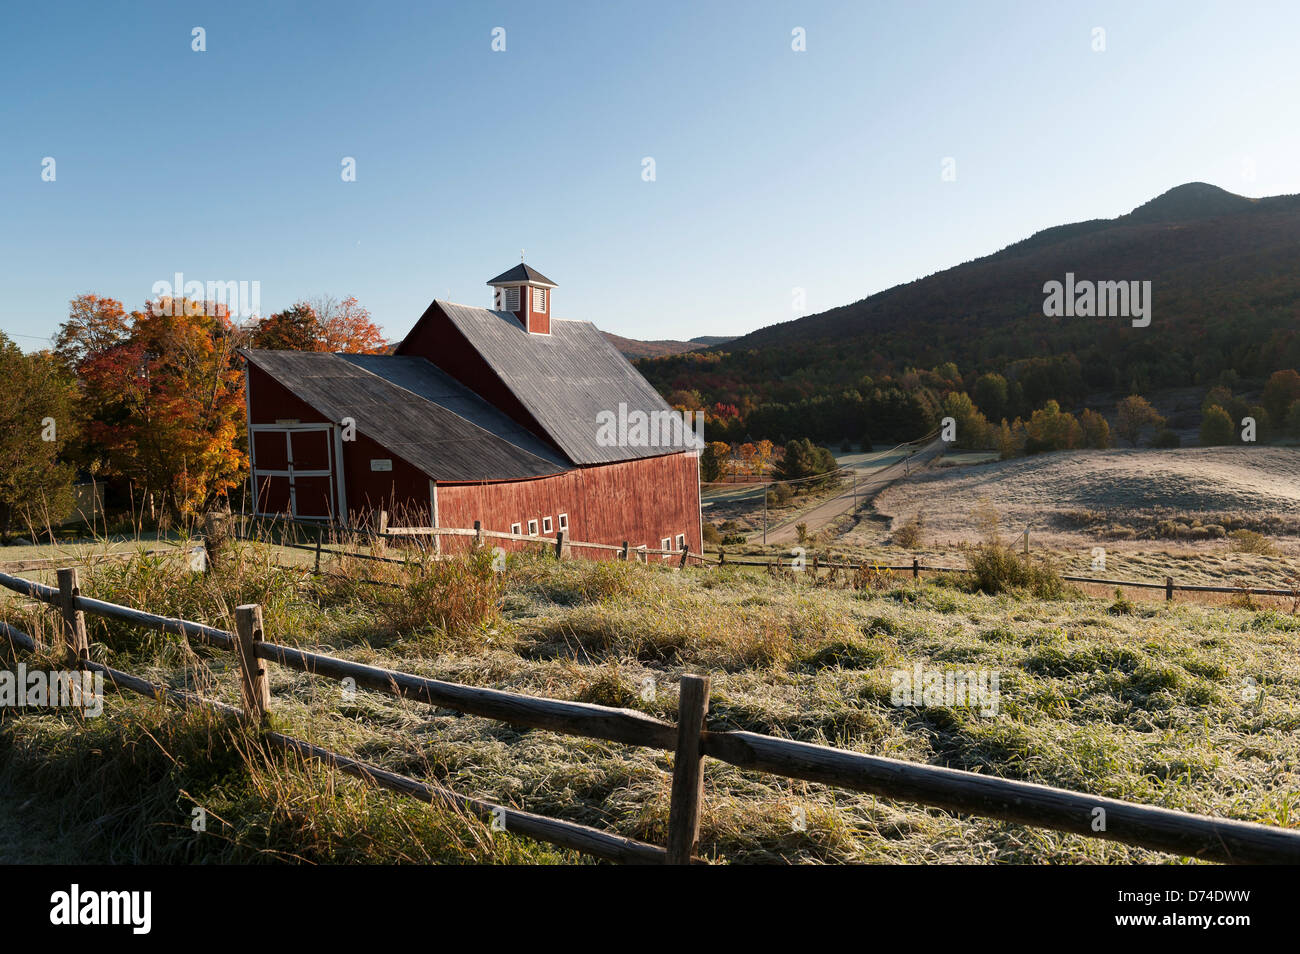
[638,183,1300,432]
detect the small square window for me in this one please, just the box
[543,516,554,534]
[661,537,672,560]
[503,287,521,311]
[528,519,539,536]
[511,523,521,535]
[558,513,568,531]
[676,534,686,550]
[534,287,547,313]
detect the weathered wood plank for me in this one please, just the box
[234,604,270,722]
[666,675,709,864]
[700,730,1300,864]
[254,642,678,751]
[56,568,89,665]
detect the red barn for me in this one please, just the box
[242,264,702,557]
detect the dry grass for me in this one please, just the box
[3,541,1300,864]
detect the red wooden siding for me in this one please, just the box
[437,451,701,558]
[396,305,556,447]
[526,286,550,335]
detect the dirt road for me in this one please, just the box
[764,437,947,545]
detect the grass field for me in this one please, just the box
[873,446,1300,547]
[3,536,1298,864]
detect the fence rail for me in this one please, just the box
[232,512,1295,602]
[707,555,1298,601]
[3,564,1298,864]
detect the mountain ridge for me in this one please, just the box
[639,182,1300,421]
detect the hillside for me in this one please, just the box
[640,183,1300,413]
[872,445,1300,547]
[601,331,735,360]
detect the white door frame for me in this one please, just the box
[249,423,337,522]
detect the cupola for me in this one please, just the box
[487,263,556,335]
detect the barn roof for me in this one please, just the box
[426,301,699,466]
[241,350,567,482]
[335,353,566,467]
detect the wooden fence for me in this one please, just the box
[231,512,1297,602]
[710,553,1300,601]
[2,564,1298,864]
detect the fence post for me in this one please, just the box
[203,511,229,576]
[1165,576,1174,602]
[554,530,566,559]
[234,604,270,723]
[679,543,690,569]
[314,533,323,574]
[912,557,919,579]
[666,673,710,864]
[56,567,89,665]
[719,548,726,566]
[474,520,484,549]
[1023,529,1030,555]
[620,540,630,561]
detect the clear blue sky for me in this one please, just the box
[3,0,1299,348]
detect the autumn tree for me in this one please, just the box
[311,295,387,353]
[699,441,731,482]
[1024,400,1082,453]
[1115,395,1165,447]
[0,334,78,540]
[54,294,130,371]
[251,297,387,353]
[74,299,248,518]
[251,303,317,350]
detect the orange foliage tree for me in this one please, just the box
[73,298,248,517]
[252,296,387,353]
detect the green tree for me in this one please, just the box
[0,335,78,540]
[1200,405,1235,446]
[1262,369,1300,424]
[973,373,1008,422]
[1285,400,1300,439]
[774,438,840,489]
[940,391,990,449]
[1079,408,1111,449]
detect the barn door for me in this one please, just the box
[250,425,338,521]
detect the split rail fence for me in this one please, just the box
[234,512,1298,604]
[2,563,1299,864]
